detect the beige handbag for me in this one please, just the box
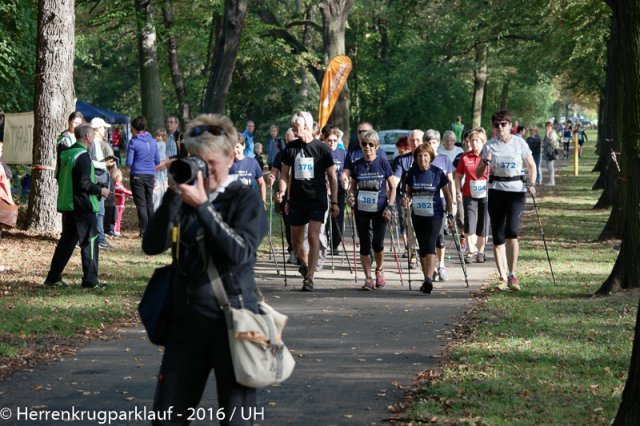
[207,260,295,388]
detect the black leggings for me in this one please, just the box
[488,189,526,245]
[355,210,387,255]
[412,215,443,257]
[463,196,488,237]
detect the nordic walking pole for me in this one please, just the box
[531,192,557,286]
[448,214,470,288]
[332,216,352,273]
[348,205,358,284]
[403,205,413,291]
[266,186,280,275]
[328,208,335,273]
[386,215,404,286]
[279,208,288,287]
[392,209,405,283]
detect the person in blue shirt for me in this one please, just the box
[230,133,266,206]
[347,130,396,291]
[344,121,388,179]
[324,127,348,253]
[423,129,458,282]
[242,120,256,158]
[403,143,454,294]
[265,125,284,168]
[573,123,588,158]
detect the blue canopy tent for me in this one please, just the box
[75,100,130,124]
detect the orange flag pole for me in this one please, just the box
[318,55,353,129]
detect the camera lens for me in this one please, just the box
[169,160,196,184]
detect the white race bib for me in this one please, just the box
[470,179,487,199]
[492,154,522,178]
[294,156,314,180]
[357,190,379,212]
[412,195,435,217]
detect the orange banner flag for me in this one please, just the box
[318,55,353,129]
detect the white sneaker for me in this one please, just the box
[437,265,448,281]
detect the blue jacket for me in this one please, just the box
[126,132,160,175]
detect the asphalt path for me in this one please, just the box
[0,234,494,425]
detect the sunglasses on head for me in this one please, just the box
[493,121,510,128]
[189,125,225,137]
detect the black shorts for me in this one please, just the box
[288,197,328,226]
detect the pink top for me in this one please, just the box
[114,181,133,207]
[0,163,15,205]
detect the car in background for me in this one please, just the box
[377,129,411,160]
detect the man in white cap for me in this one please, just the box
[90,117,115,249]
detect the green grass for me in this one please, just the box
[407,131,637,425]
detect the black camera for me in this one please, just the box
[169,156,208,185]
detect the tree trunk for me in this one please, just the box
[320,0,354,141]
[162,0,190,123]
[135,0,165,131]
[203,0,248,114]
[471,44,488,128]
[597,0,640,298]
[300,4,317,104]
[27,0,76,233]
[499,80,510,110]
[202,11,222,107]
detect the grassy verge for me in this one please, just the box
[405,133,637,424]
[0,199,281,378]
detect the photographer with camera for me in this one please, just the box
[142,114,267,425]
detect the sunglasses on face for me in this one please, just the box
[326,138,338,143]
[493,121,510,128]
[361,142,376,148]
[189,125,225,137]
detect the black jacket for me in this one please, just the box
[142,180,267,339]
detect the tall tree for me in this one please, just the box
[471,44,488,128]
[27,0,76,233]
[203,0,249,114]
[161,0,190,123]
[610,0,640,422]
[319,0,354,139]
[135,0,165,131]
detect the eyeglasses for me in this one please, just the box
[493,121,510,128]
[189,125,225,137]
[361,142,376,148]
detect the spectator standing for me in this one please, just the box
[44,125,110,288]
[90,118,115,249]
[526,126,543,185]
[242,120,256,158]
[153,129,168,211]
[111,125,123,165]
[165,115,186,159]
[126,116,160,237]
[55,112,84,177]
[543,122,559,186]
[450,116,465,147]
[254,142,265,170]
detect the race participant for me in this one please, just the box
[347,130,396,290]
[423,130,457,282]
[562,122,572,160]
[476,110,536,291]
[403,143,454,294]
[437,130,464,163]
[344,121,388,179]
[324,127,348,254]
[455,127,489,263]
[229,134,266,206]
[276,112,339,291]
[392,136,411,256]
[573,123,588,158]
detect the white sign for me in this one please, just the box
[3,112,34,164]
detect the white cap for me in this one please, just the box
[90,117,111,129]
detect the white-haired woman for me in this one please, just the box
[143,114,268,425]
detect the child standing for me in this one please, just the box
[113,169,133,236]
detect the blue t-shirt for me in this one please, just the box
[243,130,255,158]
[350,156,393,213]
[331,148,347,183]
[431,154,455,175]
[575,129,586,142]
[406,165,449,218]
[392,152,414,196]
[229,157,263,187]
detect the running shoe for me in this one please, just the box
[44,279,69,289]
[432,271,439,281]
[287,252,297,264]
[298,263,308,277]
[508,275,521,291]
[362,277,375,291]
[464,252,475,264]
[476,252,486,263]
[437,265,448,281]
[301,278,314,292]
[420,278,433,294]
[495,277,509,291]
[375,270,385,288]
[409,261,418,270]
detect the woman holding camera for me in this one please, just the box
[143,114,267,425]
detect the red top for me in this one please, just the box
[114,181,133,207]
[455,152,489,197]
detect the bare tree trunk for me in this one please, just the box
[135,0,165,132]
[471,44,488,128]
[162,0,190,123]
[27,0,76,233]
[320,0,354,140]
[300,4,317,103]
[202,12,223,106]
[597,0,640,299]
[203,0,248,114]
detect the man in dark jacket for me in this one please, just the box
[126,116,160,236]
[44,124,110,288]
